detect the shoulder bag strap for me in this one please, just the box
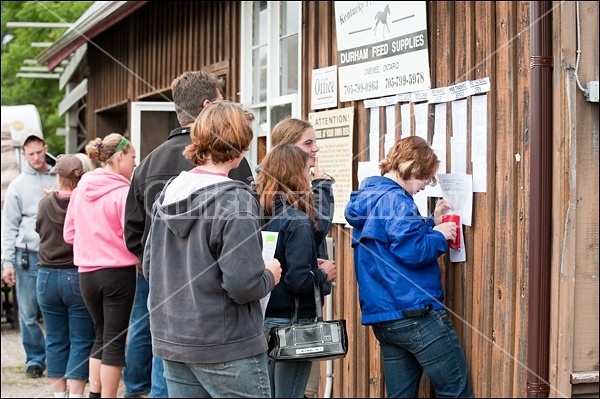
[291,297,299,325]
[309,271,324,322]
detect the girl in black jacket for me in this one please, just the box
[257,144,336,398]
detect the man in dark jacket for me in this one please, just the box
[122,70,255,398]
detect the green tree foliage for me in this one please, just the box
[1,1,92,155]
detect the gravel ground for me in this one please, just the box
[1,323,54,398]
[1,316,125,398]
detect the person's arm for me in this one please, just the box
[63,190,77,245]
[311,180,334,248]
[142,211,156,282]
[123,172,144,259]
[283,217,324,294]
[1,183,23,271]
[387,206,448,268]
[219,193,275,303]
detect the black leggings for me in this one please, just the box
[80,266,136,367]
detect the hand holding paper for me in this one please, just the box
[433,198,453,224]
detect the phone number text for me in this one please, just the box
[384,72,425,89]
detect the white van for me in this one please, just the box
[1,104,56,211]
[1,104,44,172]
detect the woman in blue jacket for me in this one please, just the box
[344,136,473,398]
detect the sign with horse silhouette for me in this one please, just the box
[334,1,431,101]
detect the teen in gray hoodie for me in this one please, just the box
[143,101,281,398]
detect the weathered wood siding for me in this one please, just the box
[550,2,599,398]
[86,1,241,139]
[302,2,531,397]
[79,1,598,397]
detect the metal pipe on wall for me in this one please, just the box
[324,237,334,398]
[527,2,553,397]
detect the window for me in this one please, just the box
[241,1,301,166]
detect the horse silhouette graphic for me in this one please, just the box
[373,4,391,37]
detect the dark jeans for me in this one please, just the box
[371,309,474,398]
[124,273,152,396]
[124,273,169,397]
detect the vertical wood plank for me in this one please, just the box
[470,2,496,397]
[511,2,530,397]
[492,2,519,397]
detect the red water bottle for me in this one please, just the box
[441,213,461,250]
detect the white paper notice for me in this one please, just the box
[309,107,355,224]
[450,136,467,174]
[357,161,381,188]
[451,99,468,138]
[437,173,473,226]
[414,190,429,218]
[414,102,429,141]
[401,103,411,139]
[260,231,279,317]
[471,95,488,192]
[432,103,447,174]
[369,107,380,161]
[385,105,396,155]
[424,180,443,198]
[449,216,467,262]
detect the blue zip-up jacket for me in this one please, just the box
[344,176,448,325]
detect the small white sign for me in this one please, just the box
[311,65,338,110]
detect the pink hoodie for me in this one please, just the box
[64,168,138,272]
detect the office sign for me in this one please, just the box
[311,65,338,110]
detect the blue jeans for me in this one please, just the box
[36,268,94,380]
[371,309,474,398]
[163,354,271,398]
[124,274,152,396]
[150,355,168,398]
[15,249,46,370]
[263,317,313,398]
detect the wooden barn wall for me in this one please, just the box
[86,1,241,139]
[76,1,598,397]
[550,2,599,398]
[302,2,531,397]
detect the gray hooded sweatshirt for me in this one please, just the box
[1,161,57,269]
[143,177,274,364]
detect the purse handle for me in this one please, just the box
[292,270,323,325]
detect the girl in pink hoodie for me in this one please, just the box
[64,133,137,399]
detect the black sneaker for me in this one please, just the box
[25,365,44,378]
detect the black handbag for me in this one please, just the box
[267,271,348,362]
